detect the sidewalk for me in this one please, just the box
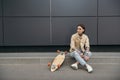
[0,52,120,80]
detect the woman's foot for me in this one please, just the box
[85,64,93,73]
[71,63,78,70]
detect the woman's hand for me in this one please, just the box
[84,56,90,61]
[80,53,84,58]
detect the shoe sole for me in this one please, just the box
[70,66,78,70]
[88,70,93,73]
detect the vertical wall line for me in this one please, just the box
[1,0,4,46]
[97,0,99,45]
[50,0,52,45]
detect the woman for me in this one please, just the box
[69,24,93,73]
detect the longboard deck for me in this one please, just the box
[50,51,66,72]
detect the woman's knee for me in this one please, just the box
[69,51,77,57]
[83,51,92,61]
[73,51,80,57]
[85,51,92,58]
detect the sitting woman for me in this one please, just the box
[69,24,93,73]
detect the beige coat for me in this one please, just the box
[70,33,90,52]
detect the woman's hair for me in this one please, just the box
[77,24,85,33]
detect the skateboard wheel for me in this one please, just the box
[48,62,51,67]
[64,51,68,54]
[57,50,60,53]
[57,64,60,68]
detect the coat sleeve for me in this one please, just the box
[85,36,90,51]
[70,35,76,52]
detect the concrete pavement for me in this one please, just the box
[0,52,120,80]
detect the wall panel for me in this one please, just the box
[0,0,2,16]
[3,0,50,16]
[52,17,97,45]
[98,0,120,16]
[52,0,97,16]
[98,17,120,45]
[4,17,50,46]
[0,17,2,46]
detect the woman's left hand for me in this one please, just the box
[84,56,90,61]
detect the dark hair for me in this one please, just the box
[77,24,85,33]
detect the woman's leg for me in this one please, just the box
[70,51,86,66]
[84,51,92,61]
[70,51,93,72]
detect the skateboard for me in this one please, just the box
[48,50,67,72]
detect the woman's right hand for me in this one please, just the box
[80,53,84,58]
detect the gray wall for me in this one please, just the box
[3,0,50,46]
[0,0,1,16]
[0,0,2,45]
[51,0,97,16]
[98,0,120,45]
[51,0,97,45]
[0,0,120,46]
[0,17,2,46]
[52,17,97,45]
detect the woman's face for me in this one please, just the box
[77,26,84,35]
